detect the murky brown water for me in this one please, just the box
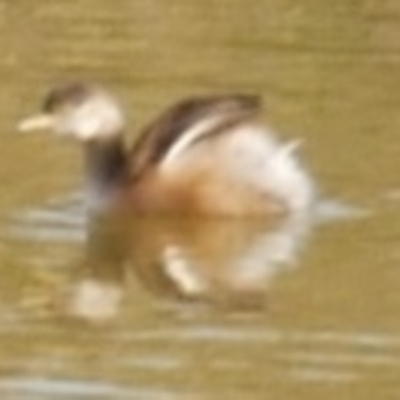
[1,0,400,398]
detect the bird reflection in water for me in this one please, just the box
[65,208,314,322]
[18,82,317,321]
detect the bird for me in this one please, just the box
[18,82,316,216]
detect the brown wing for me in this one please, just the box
[129,95,262,178]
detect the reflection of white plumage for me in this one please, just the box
[160,213,312,300]
[19,82,316,216]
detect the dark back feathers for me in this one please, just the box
[129,95,261,177]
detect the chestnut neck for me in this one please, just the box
[84,135,129,210]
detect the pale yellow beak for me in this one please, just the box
[18,114,56,133]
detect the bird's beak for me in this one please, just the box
[18,114,56,133]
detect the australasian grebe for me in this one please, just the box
[18,82,316,216]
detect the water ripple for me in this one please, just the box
[0,377,180,400]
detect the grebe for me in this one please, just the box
[18,82,315,216]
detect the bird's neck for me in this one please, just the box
[84,136,129,210]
